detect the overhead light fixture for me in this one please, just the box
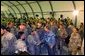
[73,10,79,16]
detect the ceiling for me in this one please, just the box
[1,1,84,18]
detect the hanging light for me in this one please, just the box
[73,10,79,16]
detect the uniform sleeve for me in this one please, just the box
[81,39,84,55]
[77,34,82,47]
[63,30,68,38]
[8,35,17,53]
[27,35,33,43]
[57,29,60,37]
[1,40,9,54]
[47,33,56,48]
[34,32,41,45]
[27,35,37,45]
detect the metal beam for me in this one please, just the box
[8,10,83,14]
[10,1,42,6]
[1,2,13,17]
[3,11,7,17]
[11,2,27,6]
[49,1,54,18]
[9,1,22,18]
[17,1,28,18]
[28,1,41,4]
[5,11,9,17]
[8,9,12,15]
[25,1,35,18]
[36,1,43,18]
[1,12,6,17]
[72,1,76,9]
[2,2,17,17]
[72,1,77,27]
[54,11,73,12]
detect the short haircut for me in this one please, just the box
[75,27,79,31]
[1,25,10,32]
[81,22,83,25]
[1,25,6,30]
[70,23,73,25]
[45,24,50,30]
[6,27,11,32]
[8,21,14,25]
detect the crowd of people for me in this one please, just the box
[1,15,84,55]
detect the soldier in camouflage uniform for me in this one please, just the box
[1,25,17,55]
[68,27,82,55]
[57,24,68,55]
[7,22,17,35]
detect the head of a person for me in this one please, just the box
[81,22,83,25]
[19,23,26,32]
[15,39,27,54]
[60,14,63,18]
[1,25,5,35]
[72,27,79,33]
[46,18,50,22]
[50,21,54,26]
[59,24,64,29]
[1,25,10,35]
[7,21,14,28]
[31,27,36,35]
[31,31,35,36]
[44,24,50,32]
[37,21,42,28]
[59,21,63,25]
[70,23,73,25]
[54,20,57,25]
[80,22,84,27]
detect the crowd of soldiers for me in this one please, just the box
[1,15,84,55]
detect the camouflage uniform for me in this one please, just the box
[10,26,17,35]
[68,33,82,55]
[80,38,84,55]
[57,28,68,54]
[1,32,17,55]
